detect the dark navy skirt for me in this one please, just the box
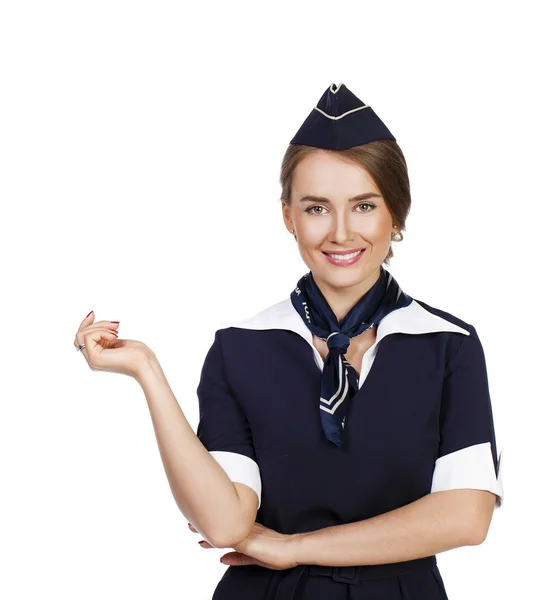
[211,555,448,599]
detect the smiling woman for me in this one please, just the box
[190,82,503,600]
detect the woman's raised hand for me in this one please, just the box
[74,311,155,380]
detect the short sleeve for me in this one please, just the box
[196,330,261,509]
[431,325,504,509]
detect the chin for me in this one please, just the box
[310,253,382,287]
[312,266,367,289]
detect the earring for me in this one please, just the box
[290,228,297,241]
[391,226,403,242]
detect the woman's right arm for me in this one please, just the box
[136,354,259,549]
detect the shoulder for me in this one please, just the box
[412,297,484,369]
[413,298,474,335]
[216,297,294,336]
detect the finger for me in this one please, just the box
[80,320,120,333]
[81,328,119,362]
[81,329,119,368]
[78,311,95,331]
[75,311,119,348]
[77,321,120,335]
[220,552,253,566]
[188,523,198,533]
[75,325,118,349]
[198,540,213,548]
[77,311,120,332]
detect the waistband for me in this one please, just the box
[266,555,436,600]
[309,554,436,583]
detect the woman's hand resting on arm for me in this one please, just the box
[187,521,299,570]
[73,310,154,381]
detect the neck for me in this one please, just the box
[312,266,383,322]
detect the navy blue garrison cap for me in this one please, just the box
[290,82,395,150]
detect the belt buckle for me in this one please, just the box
[332,566,361,585]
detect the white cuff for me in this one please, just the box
[431,442,503,509]
[210,450,262,509]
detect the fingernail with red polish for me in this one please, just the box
[86,310,93,318]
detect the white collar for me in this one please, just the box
[219,296,470,353]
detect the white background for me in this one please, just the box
[1,1,537,598]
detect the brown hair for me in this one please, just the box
[279,140,411,265]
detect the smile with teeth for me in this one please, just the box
[326,250,363,260]
[322,248,366,266]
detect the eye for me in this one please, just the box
[356,202,375,212]
[305,205,328,215]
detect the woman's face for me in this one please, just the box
[282,150,396,295]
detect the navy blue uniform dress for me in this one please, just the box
[196,293,504,600]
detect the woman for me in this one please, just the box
[74,82,503,599]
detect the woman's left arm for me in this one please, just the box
[289,488,496,567]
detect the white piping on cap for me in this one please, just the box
[314,104,370,121]
[330,82,343,94]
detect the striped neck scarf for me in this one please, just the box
[290,266,412,447]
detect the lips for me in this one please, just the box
[322,248,366,266]
[322,248,365,255]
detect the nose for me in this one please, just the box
[328,210,355,245]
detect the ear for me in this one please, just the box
[281,200,293,231]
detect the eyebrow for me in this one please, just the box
[299,192,382,203]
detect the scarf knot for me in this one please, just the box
[326,331,351,352]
